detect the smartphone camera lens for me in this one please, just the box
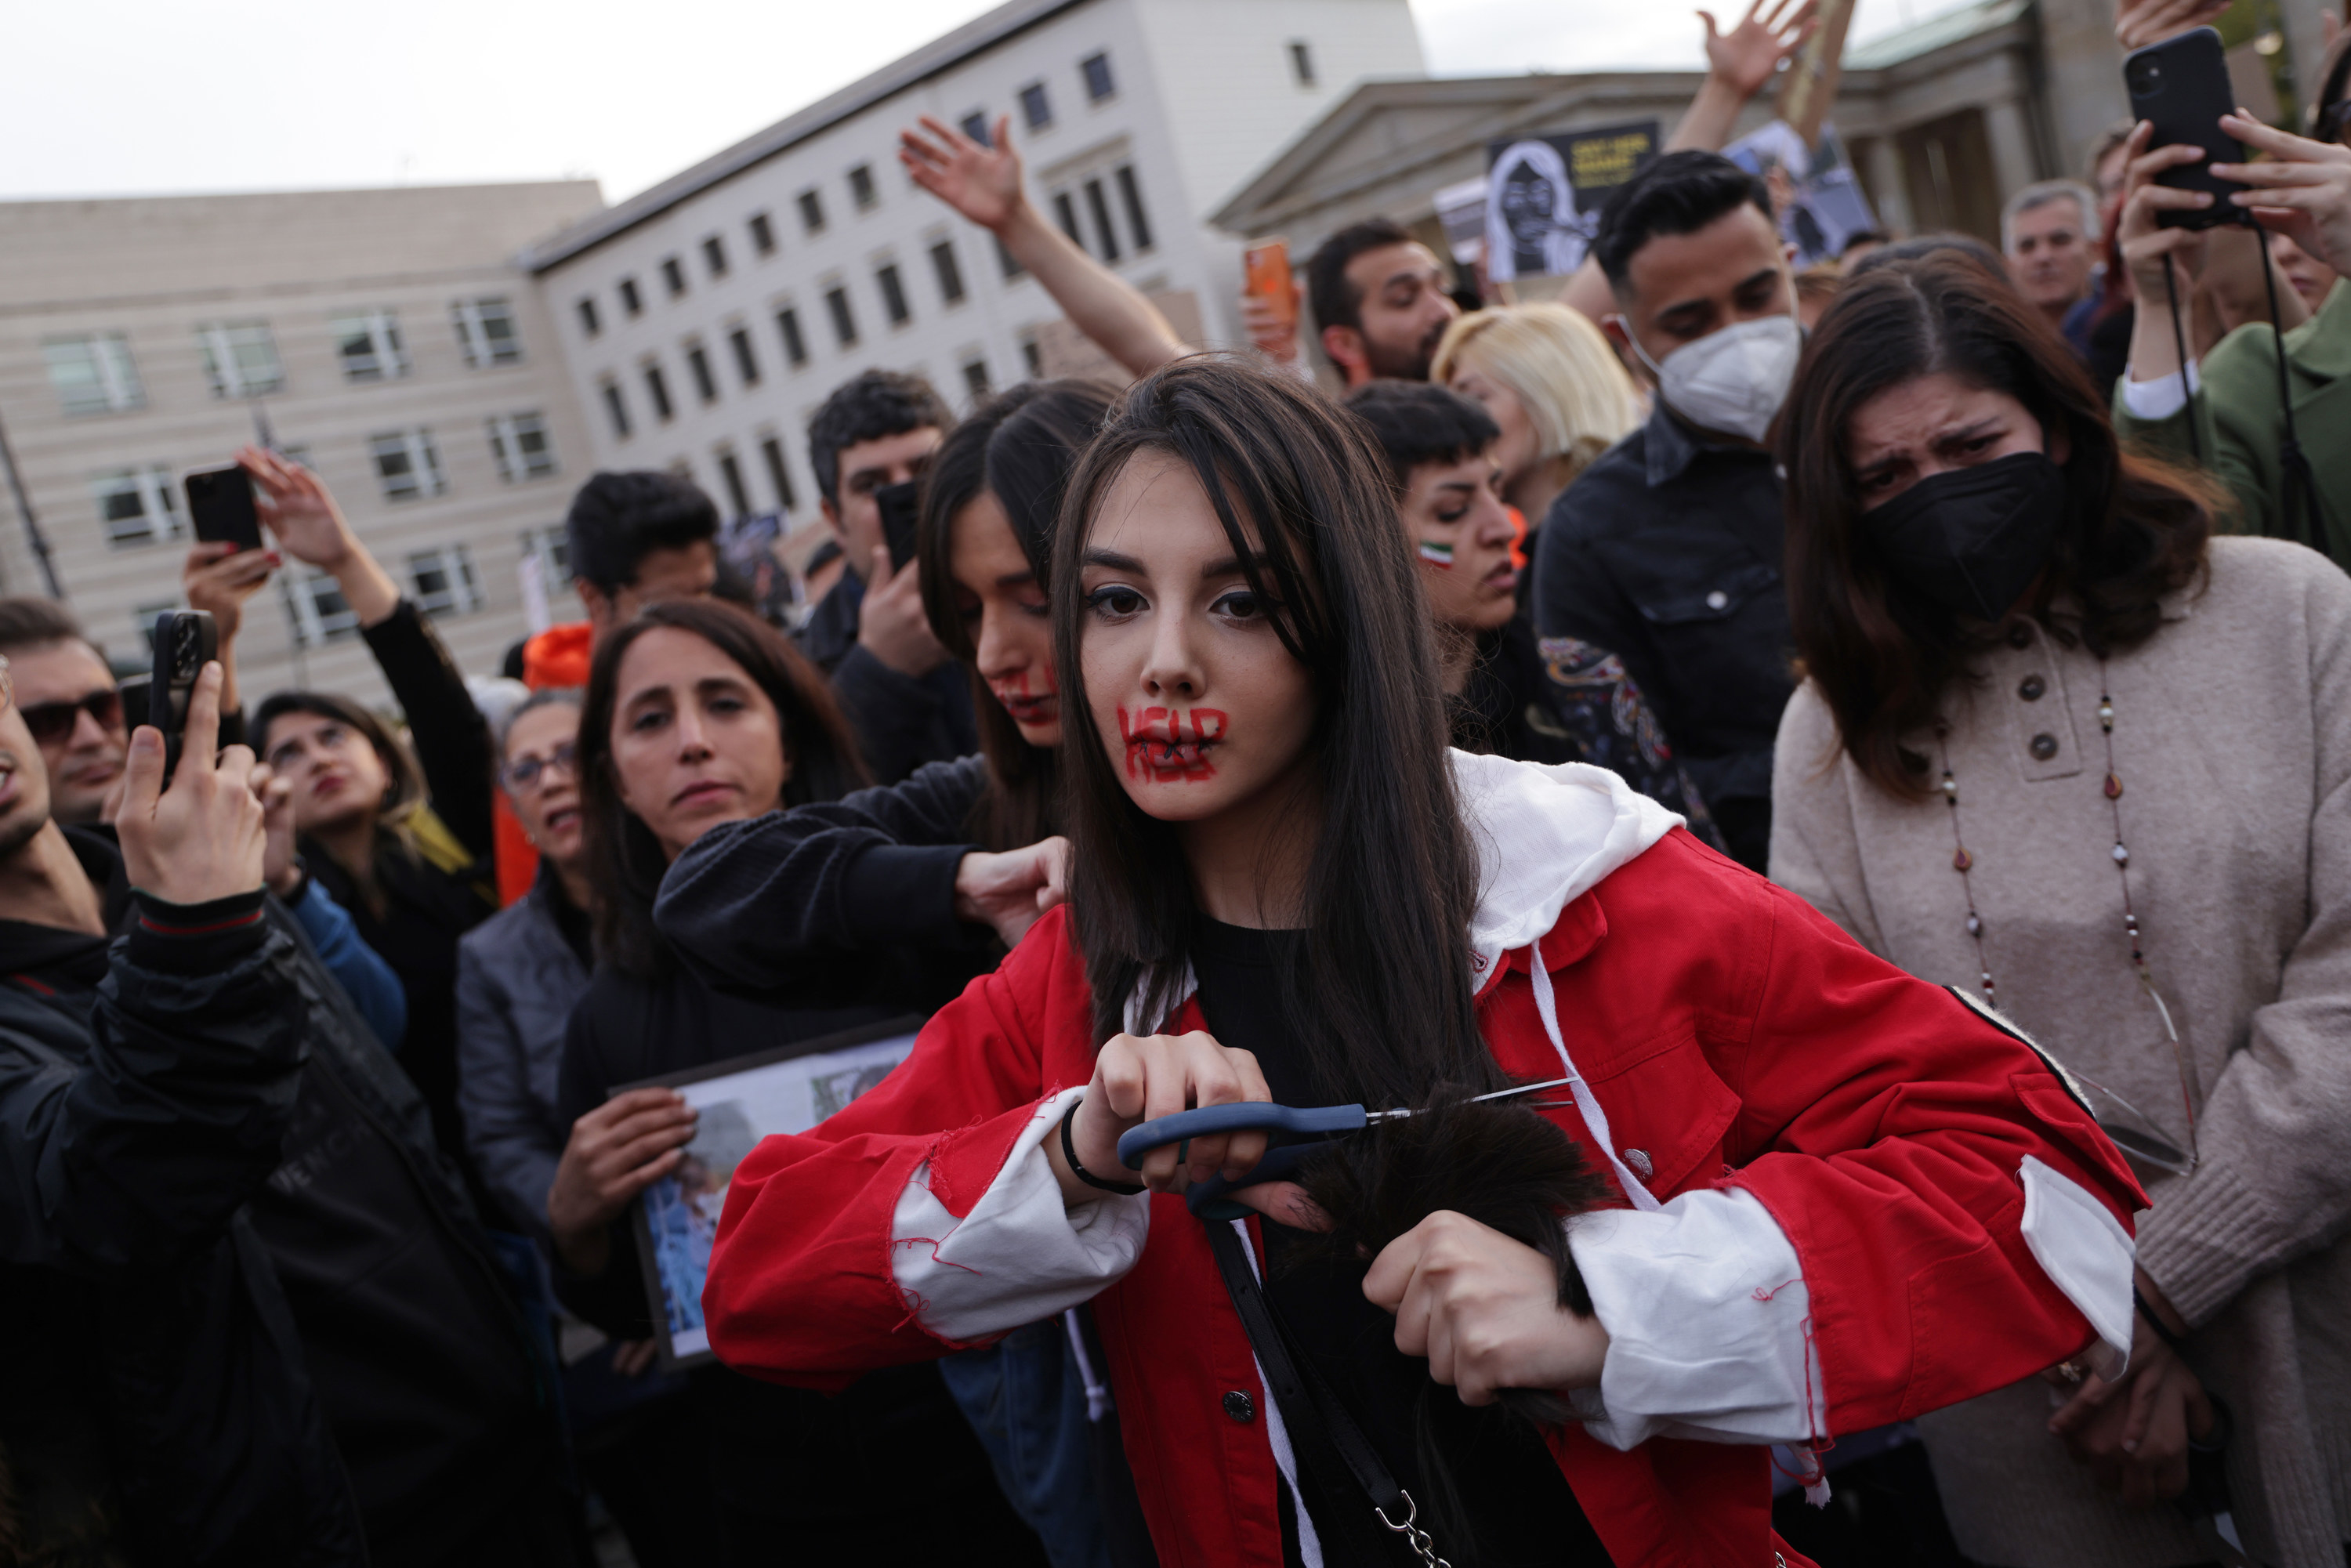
[172,621,200,679]
[2128,56,2163,95]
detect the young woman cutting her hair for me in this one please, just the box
[700,357,2144,1567]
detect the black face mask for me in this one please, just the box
[1861,451,2067,622]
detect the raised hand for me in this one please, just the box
[115,661,267,906]
[2114,0,2232,50]
[238,445,355,570]
[2215,110,2351,278]
[900,114,1025,232]
[182,541,279,646]
[1698,0,1819,101]
[2116,120,2217,312]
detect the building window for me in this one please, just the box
[408,544,485,616]
[760,436,797,510]
[1020,82,1052,130]
[825,286,857,348]
[578,296,601,337]
[1081,51,1115,102]
[959,112,991,147]
[130,599,184,644]
[729,326,760,385]
[848,164,877,211]
[703,235,728,278]
[748,211,776,255]
[643,364,674,422]
[334,310,409,382]
[930,241,965,305]
[601,380,631,438]
[1051,192,1082,247]
[451,297,522,368]
[777,307,808,368]
[1115,165,1154,252]
[877,264,910,326]
[91,465,182,548]
[661,256,686,298]
[45,333,145,415]
[686,342,718,404]
[716,449,751,517]
[487,411,556,482]
[1084,178,1121,262]
[1288,40,1316,86]
[996,235,1026,281]
[1021,338,1042,378]
[962,358,991,401]
[798,189,825,234]
[369,429,447,501]
[281,567,360,646]
[195,320,284,398]
[619,277,643,317]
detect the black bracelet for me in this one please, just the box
[1060,1101,1145,1195]
[2134,1285,2188,1353]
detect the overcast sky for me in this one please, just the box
[0,0,1969,206]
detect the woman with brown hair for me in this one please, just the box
[1770,250,2351,1568]
[545,598,1039,1563]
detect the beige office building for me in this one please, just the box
[0,182,602,710]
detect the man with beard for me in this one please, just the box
[1305,217,1462,386]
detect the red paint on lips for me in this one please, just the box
[1117,705,1226,782]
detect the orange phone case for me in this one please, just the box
[1244,240,1295,330]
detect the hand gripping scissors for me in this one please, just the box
[1113,1077,1578,1220]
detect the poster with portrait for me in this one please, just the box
[622,1016,923,1369]
[1722,119,1880,267]
[1483,121,1659,282]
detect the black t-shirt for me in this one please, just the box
[1189,917,1614,1568]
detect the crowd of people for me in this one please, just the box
[5,0,2351,1564]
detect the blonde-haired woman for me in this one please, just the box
[1433,302,1644,538]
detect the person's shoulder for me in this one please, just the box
[1773,675,1838,750]
[2198,534,2351,615]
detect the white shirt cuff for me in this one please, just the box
[889,1085,1150,1344]
[2121,357,2201,421]
[1567,1186,1824,1449]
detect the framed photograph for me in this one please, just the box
[619,1016,924,1370]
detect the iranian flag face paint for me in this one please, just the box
[1418,539,1455,568]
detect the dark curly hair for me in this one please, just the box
[806,368,953,505]
[1777,250,2213,798]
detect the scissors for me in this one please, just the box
[1114,1077,1578,1219]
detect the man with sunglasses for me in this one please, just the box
[0,541,274,826]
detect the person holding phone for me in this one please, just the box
[795,370,980,784]
[0,659,579,1565]
[2113,94,2351,570]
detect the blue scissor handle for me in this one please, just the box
[1115,1100,1367,1169]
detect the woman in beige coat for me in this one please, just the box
[1769,251,2351,1567]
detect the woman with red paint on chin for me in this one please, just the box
[696,357,2147,1568]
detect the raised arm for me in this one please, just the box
[244,446,496,860]
[1559,0,1818,324]
[901,114,1189,379]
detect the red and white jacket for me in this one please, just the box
[705,754,2145,1567]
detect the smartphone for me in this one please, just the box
[1244,239,1296,331]
[148,610,219,780]
[185,463,264,552]
[2123,27,2249,230]
[875,480,922,574]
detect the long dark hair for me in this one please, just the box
[1778,252,2212,799]
[578,599,868,978]
[917,379,1113,850]
[1051,356,1492,1106]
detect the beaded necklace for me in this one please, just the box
[1936,657,2200,1172]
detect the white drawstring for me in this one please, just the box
[1526,943,1661,1212]
[1061,1308,1112,1424]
